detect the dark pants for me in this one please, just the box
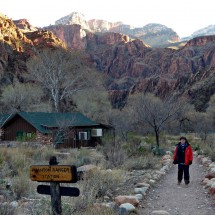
[178,164,190,183]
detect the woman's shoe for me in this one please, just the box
[185,180,189,185]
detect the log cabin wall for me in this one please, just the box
[0,113,108,148]
[0,128,4,140]
[55,128,98,149]
[2,115,36,141]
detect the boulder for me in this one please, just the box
[115,195,139,207]
[134,187,148,195]
[208,183,215,195]
[120,203,136,212]
[205,172,215,180]
[136,182,150,188]
[151,210,170,215]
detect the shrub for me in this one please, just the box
[32,146,55,163]
[12,172,33,200]
[99,141,127,168]
[123,137,151,157]
[0,204,16,215]
[151,147,166,156]
[123,154,161,171]
[70,169,123,212]
[27,198,51,215]
[64,148,106,167]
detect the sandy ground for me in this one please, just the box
[139,157,215,215]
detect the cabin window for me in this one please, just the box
[27,133,32,138]
[16,131,24,141]
[78,132,88,140]
[16,131,36,141]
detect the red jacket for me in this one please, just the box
[173,143,193,165]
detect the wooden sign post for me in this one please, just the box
[30,156,79,215]
[50,156,61,215]
[50,181,62,215]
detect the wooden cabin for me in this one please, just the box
[0,112,111,148]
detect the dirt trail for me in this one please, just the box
[139,156,215,215]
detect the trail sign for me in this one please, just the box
[30,165,77,183]
[30,157,79,215]
[37,185,80,197]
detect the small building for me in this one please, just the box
[0,114,10,140]
[0,112,111,148]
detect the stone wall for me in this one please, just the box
[36,130,52,145]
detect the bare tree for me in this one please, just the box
[207,94,215,129]
[51,119,70,149]
[49,115,81,149]
[0,82,46,112]
[107,108,134,141]
[27,48,93,112]
[190,111,213,144]
[130,93,185,149]
[73,87,112,123]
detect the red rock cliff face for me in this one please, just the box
[0,15,33,78]
[44,24,86,50]
[0,15,67,82]
[2,17,215,110]
[86,32,131,48]
[185,35,215,47]
[45,24,132,50]
[13,19,38,32]
[87,34,215,78]
[85,33,215,108]
[25,30,66,49]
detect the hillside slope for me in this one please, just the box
[1,14,215,111]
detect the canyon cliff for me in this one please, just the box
[54,12,180,48]
[1,13,215,111]
[45,19,215,110]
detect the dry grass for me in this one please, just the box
[68,169,123,211]
[0,139,164,214]
[98,141,128,168]
[0,204,16,215]
[123,153,162,171]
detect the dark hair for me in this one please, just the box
[179,136,188,143]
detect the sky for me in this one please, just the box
[1,0,214,38]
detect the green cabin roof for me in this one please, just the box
[0,114,10,127]
[1,112,99,134]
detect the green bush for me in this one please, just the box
[0,204,16,215]
[122,136,151,157]
[152,147,166,156]
[99,141,127,168]
[12,172,33,200]
[123,154,161,171]
[16,132,36,142]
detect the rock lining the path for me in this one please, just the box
[198,154,215,198]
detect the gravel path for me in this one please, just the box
[139,157,215,215]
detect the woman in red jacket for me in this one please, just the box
[173,136,193,185]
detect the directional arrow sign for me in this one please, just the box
[30,165,77,183]
[37,185,80,197]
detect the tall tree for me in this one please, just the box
[27,48,93,112]
[107,108,134,141]
[129,93,185,149]
[73,87,112,123]
[207,94,215,128]
[190,111,213,143]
